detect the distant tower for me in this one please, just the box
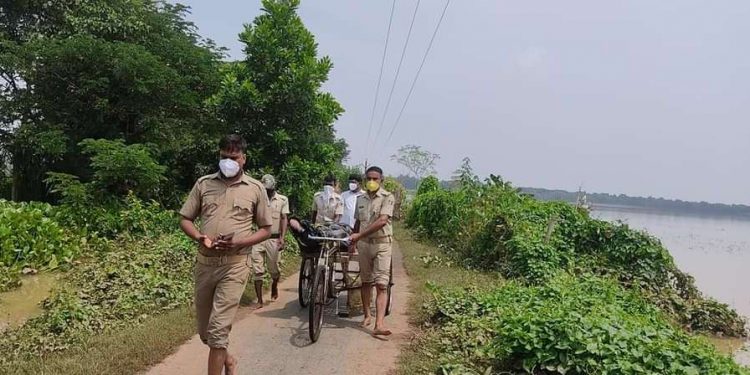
[576,185,591,211]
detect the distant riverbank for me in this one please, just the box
[590,203,750,220]
[521,187,750,219]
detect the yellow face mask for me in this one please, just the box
[365,180,380,192]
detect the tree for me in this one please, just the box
[211,0,347,213]
[0,0,224,203]
[391,144,439,180]
[45,139,165,203]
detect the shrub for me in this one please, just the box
[430,274,747,374]
[0,232,195,361]
[0,200,81,274]
[406,177,747,336]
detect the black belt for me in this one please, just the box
[270,233,281,239]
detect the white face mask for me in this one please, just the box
[322,185,334,201]
[349,183,359,192]
[219,158,240,178]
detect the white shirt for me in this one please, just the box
[340,189,363,227]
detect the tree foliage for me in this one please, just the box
[0,0,224,203]
[210,0,347,212]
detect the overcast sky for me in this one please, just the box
[173,0,750,205]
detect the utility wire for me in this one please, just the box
[371,0,422,148]
[364,0,397,161]
[382,0,451,148]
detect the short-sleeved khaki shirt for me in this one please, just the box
[354,188,395,239]
[312,191,344,224]
[180,173,273,256]
[268,193,290,234]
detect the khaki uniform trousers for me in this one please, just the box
[357,236,392,286]
[251,238,281,281]
[194,253,251,349]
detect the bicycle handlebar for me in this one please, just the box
[307,236,351,242]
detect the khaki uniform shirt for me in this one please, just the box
[268,193,290,234]
[180,173,272,256]
[312,191,344,224]
[354,188,395,239]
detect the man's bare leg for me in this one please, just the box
[224,353,238,375]
[360,282,373,327]
[271,277,279,301]
[372,284,391,336]
[251,279,264,310]
[208,347,238,375]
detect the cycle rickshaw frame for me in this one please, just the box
[296,233,394,343]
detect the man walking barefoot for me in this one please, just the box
[179,134,272,375]
[349,166,395,336]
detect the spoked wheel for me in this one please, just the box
[298,257,314,308]
[308,264,327,342]
[385,259,394,316]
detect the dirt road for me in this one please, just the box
[145,241,411,375]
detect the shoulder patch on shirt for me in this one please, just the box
[197,173,219,183]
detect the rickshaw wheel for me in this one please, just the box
[309,264,326,342]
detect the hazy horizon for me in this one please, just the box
[173,0,750,205]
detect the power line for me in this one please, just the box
[364,0,397,161]
[382,0,451,149]
[371,0,421,148]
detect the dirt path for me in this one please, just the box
[145,241,411,375]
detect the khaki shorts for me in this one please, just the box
[251,239,281,281]
[358,238,392,286]
[194,254,251,349]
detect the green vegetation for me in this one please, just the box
[403,168,748,374]
[0,230,192,362]
[432,275,744,374]
[209,0,346,213]
[0,307,196,375]
[394,226,500,374]
[1,1,224,204]
[0,200,81,290]
[1,0,344,212]
[0,0,332,372]
[0,231,301,373]
[384,176,408,220]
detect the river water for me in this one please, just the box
[592,205,750,363]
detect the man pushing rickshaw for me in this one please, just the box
[289,166,395,341]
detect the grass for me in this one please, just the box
[393,225,503,374]
[0,247,302,375]
[0,307,196,375]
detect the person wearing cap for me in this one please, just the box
[311,174,344,224]
[179,134,272,375]
[340,173,364,228]
[250,174,290,305]
[349,165,395,336]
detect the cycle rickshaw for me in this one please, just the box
[289,218,393,342]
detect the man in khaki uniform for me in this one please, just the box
[179,134,272,375]
[349,166,395,336]
[311,175,344,224]
[251,174,290,305]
